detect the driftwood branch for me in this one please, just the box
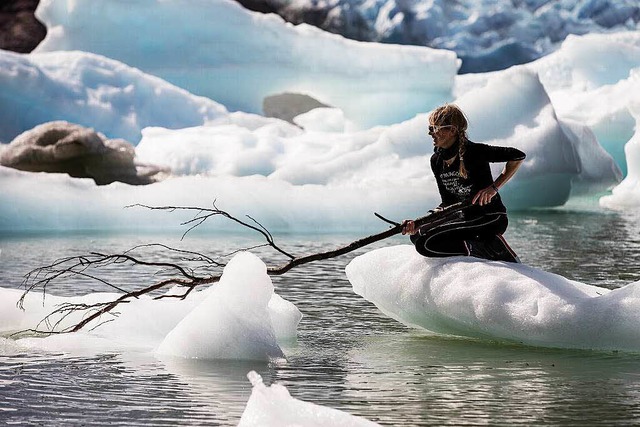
[19,201,469,334]
[128,200,295,259]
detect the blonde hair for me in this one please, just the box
[429,104,470,178]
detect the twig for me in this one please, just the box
[18,200,471,334]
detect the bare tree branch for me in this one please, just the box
[18,201,470,335]
[126,201,296,259]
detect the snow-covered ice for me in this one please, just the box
[346,245,640,352]
[600,97,640,209]
[0,50,228,144]
[156,252,288,361]
[238,371,380,426]
[0,252,301,360]
[34,0,459,129]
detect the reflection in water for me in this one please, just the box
[343,335,640,425]
[156,356,266,424]
[508,209,640,289]
[2,210,640,425]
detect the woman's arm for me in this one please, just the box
[494,159,524,190]
[472,159,524,206]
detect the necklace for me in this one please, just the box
[441,139,459,168]
[444,154,457,167]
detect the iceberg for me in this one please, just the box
[346,245,640,352]
[156,252,290,361]
[0,49,228,144]
[454,67,620,202]
[600,98,640,209]
[458,32,640,175]
[531,33,640,175]
[34,0,459,129]
[1,252,301,360]
[238,371,380,426]
[0,59,622,231]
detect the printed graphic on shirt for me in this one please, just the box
[440,170,472,199]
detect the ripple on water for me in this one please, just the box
[2,211,640,425]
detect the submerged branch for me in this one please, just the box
[19,201,470,334]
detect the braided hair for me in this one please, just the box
[429,104,470,178]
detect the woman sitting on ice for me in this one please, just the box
[402,104,525,262]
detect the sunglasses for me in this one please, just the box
[428,125,453,133]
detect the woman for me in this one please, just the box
[402,104,525,262]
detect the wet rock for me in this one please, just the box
[0,0,46,53]
[263,93,330,124]
[0,121,169,185]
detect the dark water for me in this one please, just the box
[1,209,640,426]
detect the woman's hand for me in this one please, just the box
[402,220,417,235]
[472,185,498,206]
[473,159,523,206]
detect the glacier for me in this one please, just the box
[240,0,640,73]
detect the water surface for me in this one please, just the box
[1,209,640,425]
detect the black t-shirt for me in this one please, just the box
[430,140,526,216]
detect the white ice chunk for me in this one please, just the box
[456,32,640,179]
[346,245,640,352]
[156,252,289,360]
[293,108,352,133]
[0,286,122,335]
[0,165,434,233]
[520,32,640,174]
[1,254,301,358]
[600,97,640,208]
[268,293,303,342]
[239,371,380,427]
[0,50,228,144]
[455,67,620,204]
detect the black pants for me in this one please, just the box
[410,212,508,258]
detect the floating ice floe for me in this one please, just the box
[346,245,640,352]
[457,32,640,175]
[238,371,380,426]
[156,252,290,360]
[600,98,640,209]
[0,67,621,231]
[0,252,301,361]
